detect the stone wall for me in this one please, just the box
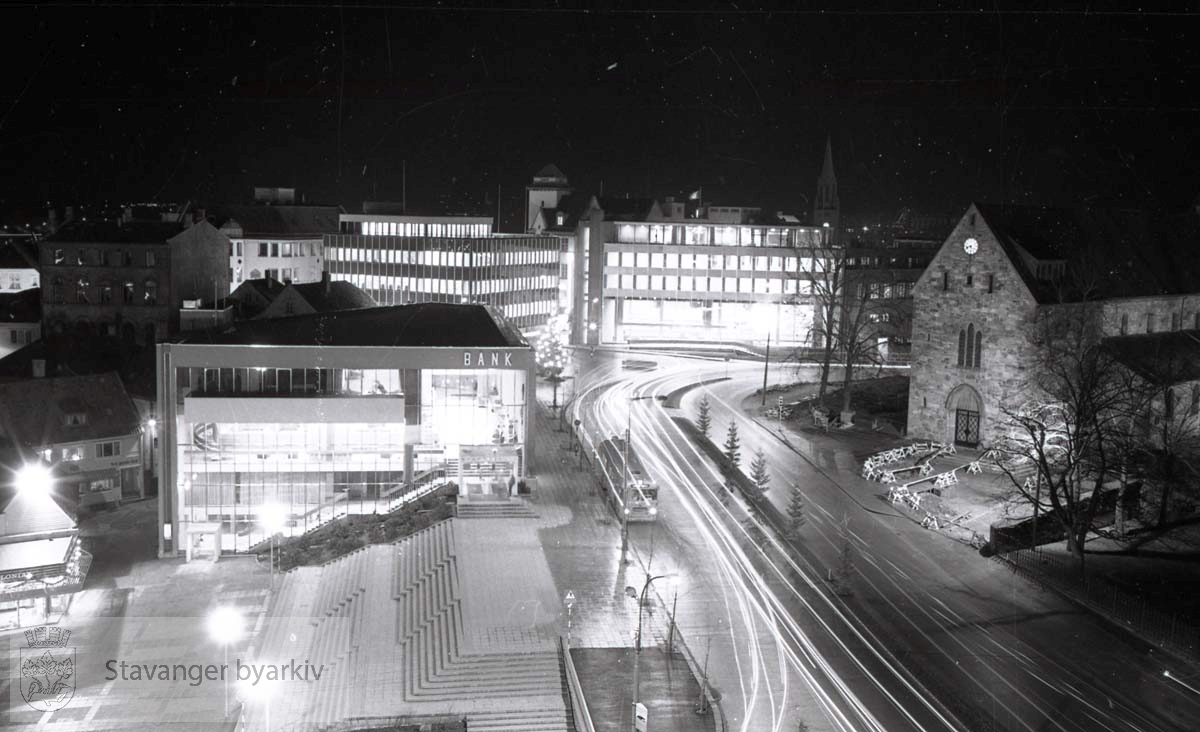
[907,205,1039,447]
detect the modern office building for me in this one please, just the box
[154,303,534,558]
[326,210,560,335]
[576,196,831,346]
[39,219,231,346]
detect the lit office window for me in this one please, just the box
[755,256,769,271]
[724,277,737,292]
[680,276,693,291]
[620,275,633,289]
[650,252,664,268]
[636,252,649,268]
[635,275,648,289]
[665,253,679,269]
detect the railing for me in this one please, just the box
[560,636,595,732]
[997,546,1199,664]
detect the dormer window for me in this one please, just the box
[556,212,566,227]
[63,412,88,427]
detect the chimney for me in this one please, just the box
[48,209,58,233]
[191,208,207,226]
[32,358,45,378]
[322,270,331,296]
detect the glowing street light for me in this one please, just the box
[16,464,53,494]
[240,676,277,731]
[207,606,244,717]
[259,503,288,590]
[625,573,674,732]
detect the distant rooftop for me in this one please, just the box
[214,204,341,238]
[0,372,141,450]
[45,220,186,244]
[181,302,529,349]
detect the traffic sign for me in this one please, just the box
[564,590,576,607]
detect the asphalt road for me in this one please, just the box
[567,348,1200,732]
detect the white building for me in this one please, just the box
[215,204,340,291]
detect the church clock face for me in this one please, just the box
[963,237,979,255]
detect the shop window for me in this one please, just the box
[144,279,158,305]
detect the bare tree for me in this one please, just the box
[994,300,1145,566]
[796,247,905,417]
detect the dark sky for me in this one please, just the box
[1,2,1198,230]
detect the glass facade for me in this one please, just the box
[169,361,527,554]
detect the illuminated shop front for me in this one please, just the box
[0,479,91,631]
[155,303,534,558]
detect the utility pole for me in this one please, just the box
[761,332,771,406]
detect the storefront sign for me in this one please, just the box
[463,351,514,367]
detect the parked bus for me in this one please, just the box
[596,436,659,522]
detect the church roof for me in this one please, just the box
[532,163,569,184]
[1104,330,1200,386]
[974,203,1200,304]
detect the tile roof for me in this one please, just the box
[0,372,141,450]
[0,240,38,269]
[183,302,530,349]
[975,203,1200,304]
[289,279,377,312]
[45,220,185,244]
[215,204,340,238]
[0,491,76,541]
[1104,330,1200,386]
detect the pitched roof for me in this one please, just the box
[1104,330,1200,386]
[289,279,377,313]
[0,240,38,269]
[594,196,657,221]
[0,489,76,540]
[538,193,589,232]
[974,203,1200,304]
[532,163,569,183]
[45,220,185,244]
[0,372,140,450]
[0,288,40,323]
[184,302,529,349]
[215,205,340,238]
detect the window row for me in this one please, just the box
[942,271,996,293]
[48,277,158,305]
[615,224,826,248]
[7,328,35,345]
[859,282,914,299]
[329,246,556,267]
[342,274,558,297]
[1119,311,1200,335]
[606,251,826,273]
[605,274,813,295]
[346,221,491,237]
[251,241,320,258]
[52,440,122,462]
[52,248,157,268]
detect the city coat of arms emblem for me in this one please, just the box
[19,626,75,711]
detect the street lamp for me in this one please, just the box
[240,676,277,732]
[207,606,244,717]
[625,573,671,732]
[146,417,158,480]
[259,502,288,590]
[16,464,53,494]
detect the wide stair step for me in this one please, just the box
[456,502,539,519]
[467,708,571,731]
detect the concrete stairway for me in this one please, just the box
[456,502,539,520]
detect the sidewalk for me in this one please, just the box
[529,387,718,732]
[3,498,272,731]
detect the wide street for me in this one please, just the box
[566,348,1200,732]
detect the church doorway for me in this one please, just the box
[947,385,982,448]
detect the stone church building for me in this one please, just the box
[907,202,1200,449]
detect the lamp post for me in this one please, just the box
[146,416,158,477]
[667,579,679,657]
[207,606,244,718]
[259,502,288,590]
[626,573,670,732]
[16,464,53,495]
[241,677,276,732]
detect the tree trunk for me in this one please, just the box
[817,335,834,401]
[839,347,855,415]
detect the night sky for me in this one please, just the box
[2,3,1197,229]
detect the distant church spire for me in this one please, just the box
[813,136,840,244]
